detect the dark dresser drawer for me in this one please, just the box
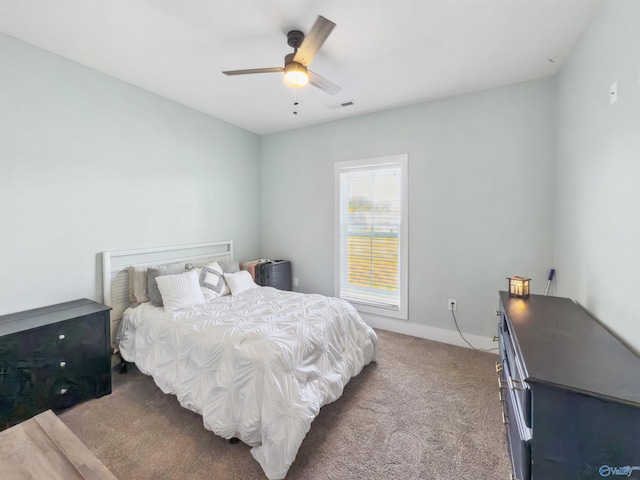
[0,299,112,428]
[499,316,532,427]
[502,361,531,480]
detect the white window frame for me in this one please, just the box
[334,154,408,320]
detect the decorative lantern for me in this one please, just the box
[508,276,531,298]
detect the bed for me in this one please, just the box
[102,241,378,479]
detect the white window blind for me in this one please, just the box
[335,156,408,319]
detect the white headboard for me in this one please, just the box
[102,240,233,344]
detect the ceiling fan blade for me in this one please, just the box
[293,16,335,67]
[223,67,283,76]
[309,70,341,95]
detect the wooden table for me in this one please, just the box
[0,410,117,480]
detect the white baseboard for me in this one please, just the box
[361,313,498,354]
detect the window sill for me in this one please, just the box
[347,299,407,320]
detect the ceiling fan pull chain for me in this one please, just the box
[293,89,299,115]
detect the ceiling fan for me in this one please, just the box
[223,15,341,95]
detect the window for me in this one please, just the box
[335,155,408,320]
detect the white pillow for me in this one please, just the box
[156,270,206,312]
[204,262,231,296]
[196,265,224,301]
[188,261,231,300]
[224,270,258,296]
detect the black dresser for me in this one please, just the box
[497,291,640,480]
[0,299,112,428]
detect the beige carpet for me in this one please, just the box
[59,329,511,479]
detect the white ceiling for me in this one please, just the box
[0,0,601,135]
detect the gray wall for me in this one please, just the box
[0,34,261,314]
[260,79,556,342]
[554,0,640,354]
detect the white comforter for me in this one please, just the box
[117,287,378,479]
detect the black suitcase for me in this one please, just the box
[255,260,292,291]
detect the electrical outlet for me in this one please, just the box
[448,299,457,311]
[293,277,299,287]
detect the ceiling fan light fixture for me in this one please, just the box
[284,62,309,88]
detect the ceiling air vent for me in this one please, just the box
[327,101,355,110]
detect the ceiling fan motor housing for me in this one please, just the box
[284,53,296,66]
